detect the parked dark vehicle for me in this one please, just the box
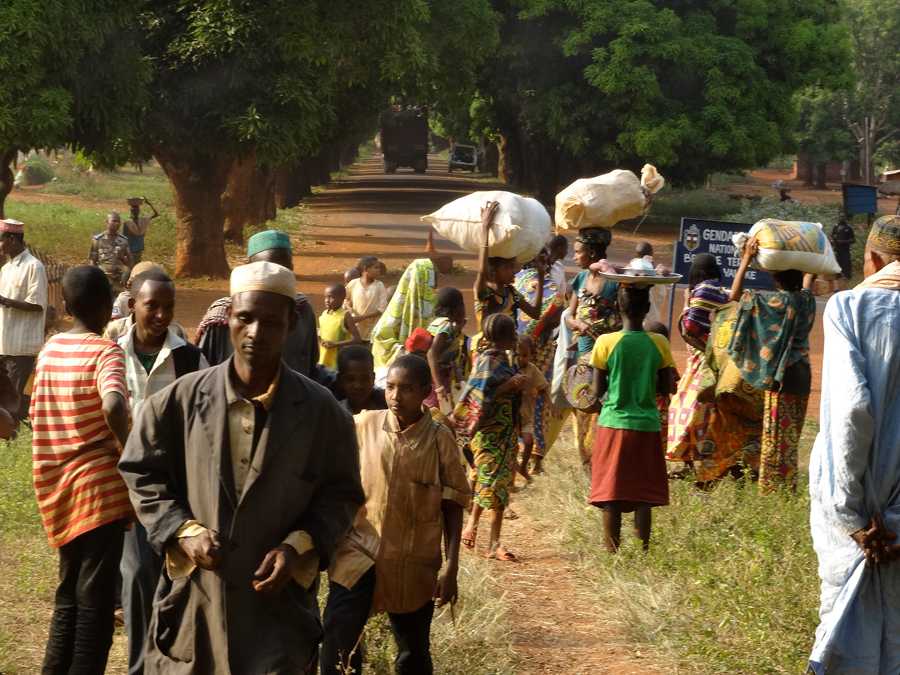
[381,108,429,174]
[448,144,477,173]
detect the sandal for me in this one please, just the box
[503,507,518,520]
[461,530,477,549]
[486,546,517,562]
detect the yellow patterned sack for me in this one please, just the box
[733,219,841,275]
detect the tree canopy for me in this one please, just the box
[450,0,851,200]
[130,0,446,276]
[0,0,145,216]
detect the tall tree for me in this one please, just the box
[471,0,851,202]
[134,0,430,277]
[0,0,145,218]
[842,0,900,182]
[795,87,858,186]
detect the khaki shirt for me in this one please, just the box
[330,407,470,614]
[88,232,131,277]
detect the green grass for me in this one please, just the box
[39,163,175,211]
[518,422,822,675]
[709,172,751,187]
[5,197,311,275]
[0,431,68,673]
[345,562,517,674]
[3,200,180,272]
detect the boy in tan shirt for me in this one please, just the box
[321,354,470,675]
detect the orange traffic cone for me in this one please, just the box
[425,229,437,253]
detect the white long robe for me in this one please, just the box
[809,285,900,674]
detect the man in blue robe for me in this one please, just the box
[809,216,900,674]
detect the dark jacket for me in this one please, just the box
[119,359,364,674]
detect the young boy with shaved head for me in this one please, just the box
[322,354,469,675]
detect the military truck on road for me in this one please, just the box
[381,108,429,174]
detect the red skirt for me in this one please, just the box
[589,426,669,508]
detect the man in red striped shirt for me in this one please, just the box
[31,265,131,675]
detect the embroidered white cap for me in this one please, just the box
[230,261,296,299]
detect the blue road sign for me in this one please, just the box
[672,219,775,291]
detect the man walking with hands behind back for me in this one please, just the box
[809,216,900,674]
[119,261,364,674]
[0,218,47,430]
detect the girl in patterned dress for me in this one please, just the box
[452,313,525,562]
[565,227,620,466]
[728,237,816,493]
[424,286,466,413]
[667,254,729,474]
[472,201,547,353]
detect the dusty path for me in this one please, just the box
[300,155,666,672]
[494,509,663,675]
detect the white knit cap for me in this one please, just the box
[230,261,296,299]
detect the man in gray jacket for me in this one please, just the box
[119,261,364,674]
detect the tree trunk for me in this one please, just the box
[310,153,331,186]
[815,163,827,190]
[275,159,314,209]
[497,134,522,185]
[340,143,358,167]
[803,157,815,187]
[327,144,341,174]
[155,145,232,278]
[534,148,560,206]
[0,149,15,219]
[480,139,499,176]
[222,156,276,244]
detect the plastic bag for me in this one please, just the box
[733,219,841,276]
[422,190,550,262]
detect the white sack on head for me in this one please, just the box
[641,164,665,193]
[732,219,841,276]
[422,190,550,262]
[554,169,650,231]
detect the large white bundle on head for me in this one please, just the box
[555,165,664,232]
[641,164,665,193]
[422,190,550,262]
[732,219,841,276]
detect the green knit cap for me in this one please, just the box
[247,230,292,259]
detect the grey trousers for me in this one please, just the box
[120,522,162,675]
[0,354,36,427]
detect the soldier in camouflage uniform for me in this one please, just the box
[89,212,132,293]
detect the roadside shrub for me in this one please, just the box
[722,198,840,226]
[16,157,54,186]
